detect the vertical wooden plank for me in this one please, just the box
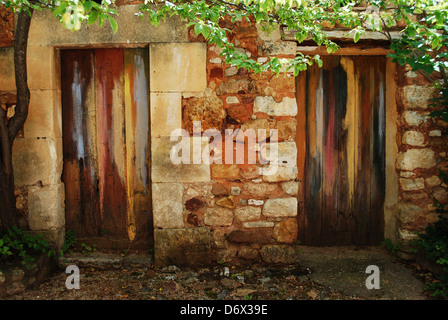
[320,60,334,245]
[124,49,136,242]
[320,56,352,245]
[325,59,338,244]
[94,48,128,239]
[369,57,386,244]
[339,57,358,237]
[303,62,323,245]
[124,48,151,242]
[354,56,373,245]
[61,50,99,237]
[329,59,351,243]
[296,70,307,244]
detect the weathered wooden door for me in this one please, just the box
[61,48,152,248]
[297,55,385,246]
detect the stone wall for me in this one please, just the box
[393,65,448,252]
[0,4,190,248]
[0,33,65,247]
[0,3,446,266]
[151,18,304,266]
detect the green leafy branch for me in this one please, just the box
[138,0,361,76]
[0,226,56,269]
[1,0,119,33]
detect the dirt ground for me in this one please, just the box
[8,264,344,300]
[3,246,442,301]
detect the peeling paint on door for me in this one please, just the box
[61,48,152,248]
[297,56,385,246]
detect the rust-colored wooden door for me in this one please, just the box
[297,56,385,246]
[61,48,152,249]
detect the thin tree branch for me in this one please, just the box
[376,6,438,84]
[378,13,393,42]
[8,6,34,143]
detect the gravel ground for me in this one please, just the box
[6,263,350,300]
[3,246,439,301]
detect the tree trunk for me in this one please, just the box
[0,159,17,233]
[0,7,33,233]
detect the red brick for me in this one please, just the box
[227,105,251,122]
[210,67,224,79]
[0,7,14,48]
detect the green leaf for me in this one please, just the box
[423,64,434,75]
[98,14,104,27]
[354,30,360,43]
[88,10,99,25]
[84,1,93,13]
[90,1,101,10]
[326,44,338,54]
[293,65,300,77]
[397,57,406,66]
[194,23,203,36]
[53,3,67,18]
[108,16,118,34]
[406,27,416,39]
[314,55,323,68]
[202,24,211,39]
[431,37,441,50]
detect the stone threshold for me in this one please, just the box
[59,252,153,269]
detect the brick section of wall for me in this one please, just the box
[0,7,14,48]
[152,18,300,266]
